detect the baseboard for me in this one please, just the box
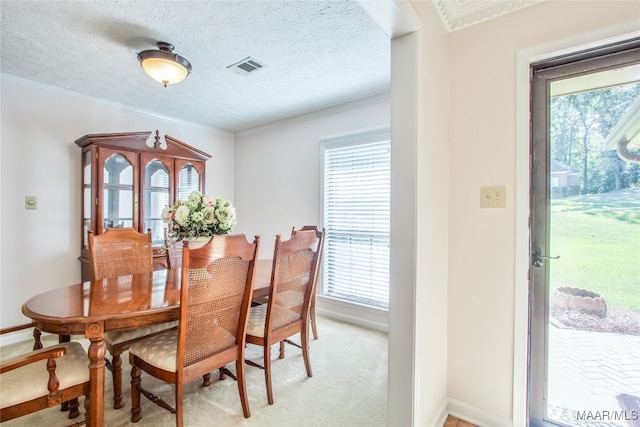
[433,399,449,427]
[316,296,389,332]
[448,398,513,427]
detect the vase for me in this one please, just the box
[165,236,213,269]
[188,236,213,249]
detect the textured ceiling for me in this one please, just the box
[1,0,390,133]
[1,1,535,134]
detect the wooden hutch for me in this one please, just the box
[75,130,211,281]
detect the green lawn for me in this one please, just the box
[550,188,640,312]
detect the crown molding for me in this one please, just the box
[433,0,543,32]
[0,73,232,137]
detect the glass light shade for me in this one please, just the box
[138,43,192,87]
[140,58,189,86]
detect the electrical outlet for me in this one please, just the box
[480,186,506,209]
[25,196,38,210]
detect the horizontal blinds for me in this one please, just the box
[322,130,390,309]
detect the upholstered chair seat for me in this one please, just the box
[104,322,178,346]
[1,342,88,409]
[129,326,237,372]
[245,304,300,338]
[0,339,90,423]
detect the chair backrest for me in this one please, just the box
[88,227,153,280]
[291,225,326,271]
[177,234,259,370]
[266,228,325,333]
[291,225,322,235]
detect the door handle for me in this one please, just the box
[532,249,560,267]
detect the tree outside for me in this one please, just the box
[546,79,640,427]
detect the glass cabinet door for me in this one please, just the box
[102,152,136,231]
[176,159,205,201]
[143,158,171,245]
[82,150,92,248]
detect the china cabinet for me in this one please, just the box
[75,130,211,280]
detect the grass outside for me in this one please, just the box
[550,188,640,313]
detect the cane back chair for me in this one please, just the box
[290,225,325,340]
[245,228,325,404]
[88,227,178,409]
[129,234,260,426]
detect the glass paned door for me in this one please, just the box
[529,40,640,427]
[144,159,170,245]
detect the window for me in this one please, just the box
[321,127,390,309]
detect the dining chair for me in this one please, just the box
[290,225,325,340]
[88,227,178,410]
[129,234,260,426]
[245,228,325,405]
[0,324,90,424]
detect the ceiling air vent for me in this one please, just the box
[227,57,265,75]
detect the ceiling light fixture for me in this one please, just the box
[137,41,192,87]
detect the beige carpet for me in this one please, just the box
[1,315,388,427]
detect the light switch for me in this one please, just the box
[480,186,506,209]
[25,196,37,210]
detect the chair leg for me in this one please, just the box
[236,359,251,418]
[67,397,80,419]
[310,297,318,340]
[111,348,124,409]
[278,341,285,359]
[32,327,43,350]
[264,343,273,405]
[131,365,142,423]
[84,384,91,427]
[301,323,313,378]
[202,373,211,387]
[175,382,184,427]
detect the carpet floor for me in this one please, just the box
[1,315,388,427]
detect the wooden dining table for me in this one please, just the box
[21,259,273,427]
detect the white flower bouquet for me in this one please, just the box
[162,190,237,246]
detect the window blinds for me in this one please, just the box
[322,128,390,309]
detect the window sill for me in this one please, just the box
[316,295,389,332]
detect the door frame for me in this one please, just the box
[513,26,640,426]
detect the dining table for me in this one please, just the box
[21,259,273,427]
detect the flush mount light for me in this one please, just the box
[137,42,192,87]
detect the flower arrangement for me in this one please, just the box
[162,190,237,246]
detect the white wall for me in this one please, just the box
[233,93,390,256]
[233,95,392,332]
[407,2,451,426]
[445,1,639,425]
[0,76,234,331]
